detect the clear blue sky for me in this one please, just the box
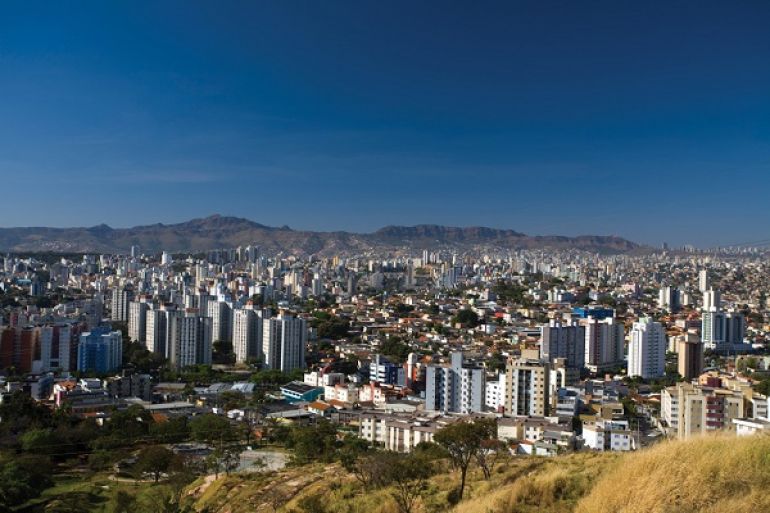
[1,1,769,247]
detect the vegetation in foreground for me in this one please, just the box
[181,434,770,513]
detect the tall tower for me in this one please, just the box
[628,318,666,379]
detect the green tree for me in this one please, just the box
[0,455,53,510]
[219,390,246,411]
[287,420,338,464]
[205,445,243,478]
[20,428,62,456]
[0,391,53,436]
[189,414,235,444]
[383,453,433,513]
[379,337,411,362]
[451,309,480,328]
[150,416,190,444]
[434,418,496,500]
[213,340,235,364]
[135,445,176,483]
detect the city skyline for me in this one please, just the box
[2,1,770,247]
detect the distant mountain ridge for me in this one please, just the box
[0,214,641,255]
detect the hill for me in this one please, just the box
[182,434,770,513]
[0,215,641,255]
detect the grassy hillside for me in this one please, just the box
[577,434,770,513]
[183,434,770,513]
[181,452,620,513]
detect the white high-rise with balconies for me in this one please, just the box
[262,315,307,372]
[233,308,263,363]
[628,317,666,379]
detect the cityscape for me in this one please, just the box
[3,2,770,513]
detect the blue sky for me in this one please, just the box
[1,1,769,247]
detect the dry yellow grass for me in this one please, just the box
[187,435,770,513]
[576,434,770,513]
[452,452,619,513]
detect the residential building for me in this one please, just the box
[540,320,585,374]
[77,326,123,373]
[425,352,486,414]
[582,316,625,373]
[504,357,550,417]
[677,331,704,380]
[128,300,149,343]
[628,317,666,379]
[233,308,262,363]
[676,382,745,439]
[582,418,636,451]
[262,315,307,372]
[168,310,212,369]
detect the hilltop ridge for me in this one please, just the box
[0,214,641,255]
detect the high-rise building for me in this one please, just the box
[146,307,179,358]
[702,310,726,350]
[168,311,212,369]
[658,286,681,312]
[36,325,72,372]
[111,286,134,322]
[583,317,625,373]
[425,352,486,414]
[262,315,307,372]
[504,357,550,416]
[677,331,703,380]
[207,301,232,344]
[698,269,710,293]
[628,318,666,379]
[725,310,746,347]
[233,308,263,363]
[540,320,585,372]
[128,301,149,343]
[77,326,123,373]
[703,288,721,311]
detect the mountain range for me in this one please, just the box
[0,215,642,255]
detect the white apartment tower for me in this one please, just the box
[698,269,710,293]
[168,310,212,369]
[207,300,232,344]
[128,301,149,343]
[262,315,307,372]
[233,308,263,363]
[111,286,133,322]
[628,317,666,379]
